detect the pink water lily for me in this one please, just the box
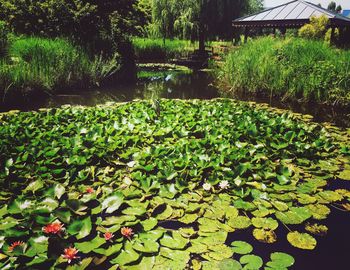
[62,247,80,263]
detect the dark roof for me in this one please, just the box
[233,0,350,28]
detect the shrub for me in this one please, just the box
[220,36,350,105]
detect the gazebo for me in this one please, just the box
[233,0,350,42]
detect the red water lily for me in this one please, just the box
[86,187,94,194]
[8,241,24,252]
[42,220,64,235]
[62,247,80,263]
[121,227,134,240]
[104,232,114,241]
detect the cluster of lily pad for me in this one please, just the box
[0,99,349,269]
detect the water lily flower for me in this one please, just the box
[42,220,64,235]
[121,227,134,240]
[219,180,230,190]
[127,161,136,168]
[8,241,24,252]
[86,187,94,194]
[203,183,212,191]
[62,247,80,264]
[104,231,114,241]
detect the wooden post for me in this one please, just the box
[280,27,286,37]
[244,27,249,43]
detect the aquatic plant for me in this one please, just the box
[220,36,350,105]
[0,99,349,269]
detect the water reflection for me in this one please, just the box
[1,68,349,127]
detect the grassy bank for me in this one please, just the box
[132,38,197,62]
[0,37,120,104]
[220,37,350,105]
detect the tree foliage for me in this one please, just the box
[147,0,263,40]
[0,0,147,51]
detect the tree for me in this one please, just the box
[336,5,342,13]
[327,1,336,11]
[327,1,342,13]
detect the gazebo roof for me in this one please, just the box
[233,0,350,28]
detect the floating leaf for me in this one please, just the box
[101,192,124,214]
[228,216,251,229]
[231,241,253,255]
[287,231,317,250]
[160,231,188,249]
[253,229,277,244]
[305,223,328,236]
[75,237,105,253]
[306,204,330,220]
[110,241,139,266]
[240,254,263,269]
[275,207,311,225]
[266,252,295,268]
[251,217,278,230]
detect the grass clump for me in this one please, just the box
[0,37,120,103]
[220,36,350,105]
[132,38,197,62]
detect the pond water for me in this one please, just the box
[2,67,349,127]
[1,68,350,269]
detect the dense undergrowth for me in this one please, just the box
[220,37,350,106]
[132,38,197,62]
[0,37,120,105]
[0,99,349,269]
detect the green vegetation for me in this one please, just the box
[220,36,350,105]
[0,99,349,269]
[133,38,197,61]
[0,37,119,102]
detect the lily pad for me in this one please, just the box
[287,231,317,250]
[231,241,253,255]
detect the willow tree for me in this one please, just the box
[149,0,263,52]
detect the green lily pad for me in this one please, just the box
[266,252,295,268]
[231,241,253,255]
[110,241,139,266]
[251,217,278,230]
[287,231,317,250]
[228,216,251,229]
[275,207,311,225]
[240,254,263,269]
[160,231,188,249]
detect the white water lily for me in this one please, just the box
[219,180,230,190]
[234,179,242,187]
[127,161,136,168]
[203,183,212,191]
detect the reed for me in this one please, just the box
[220,36,350,105]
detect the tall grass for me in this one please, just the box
[0,37,120,102]
[132,38,197,62]
[220,36,350,105]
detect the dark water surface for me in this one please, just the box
[2,68,349,127]
[1,68,350,269]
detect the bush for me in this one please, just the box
[220,36,350,105]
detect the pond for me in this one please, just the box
[0,68,349,270]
